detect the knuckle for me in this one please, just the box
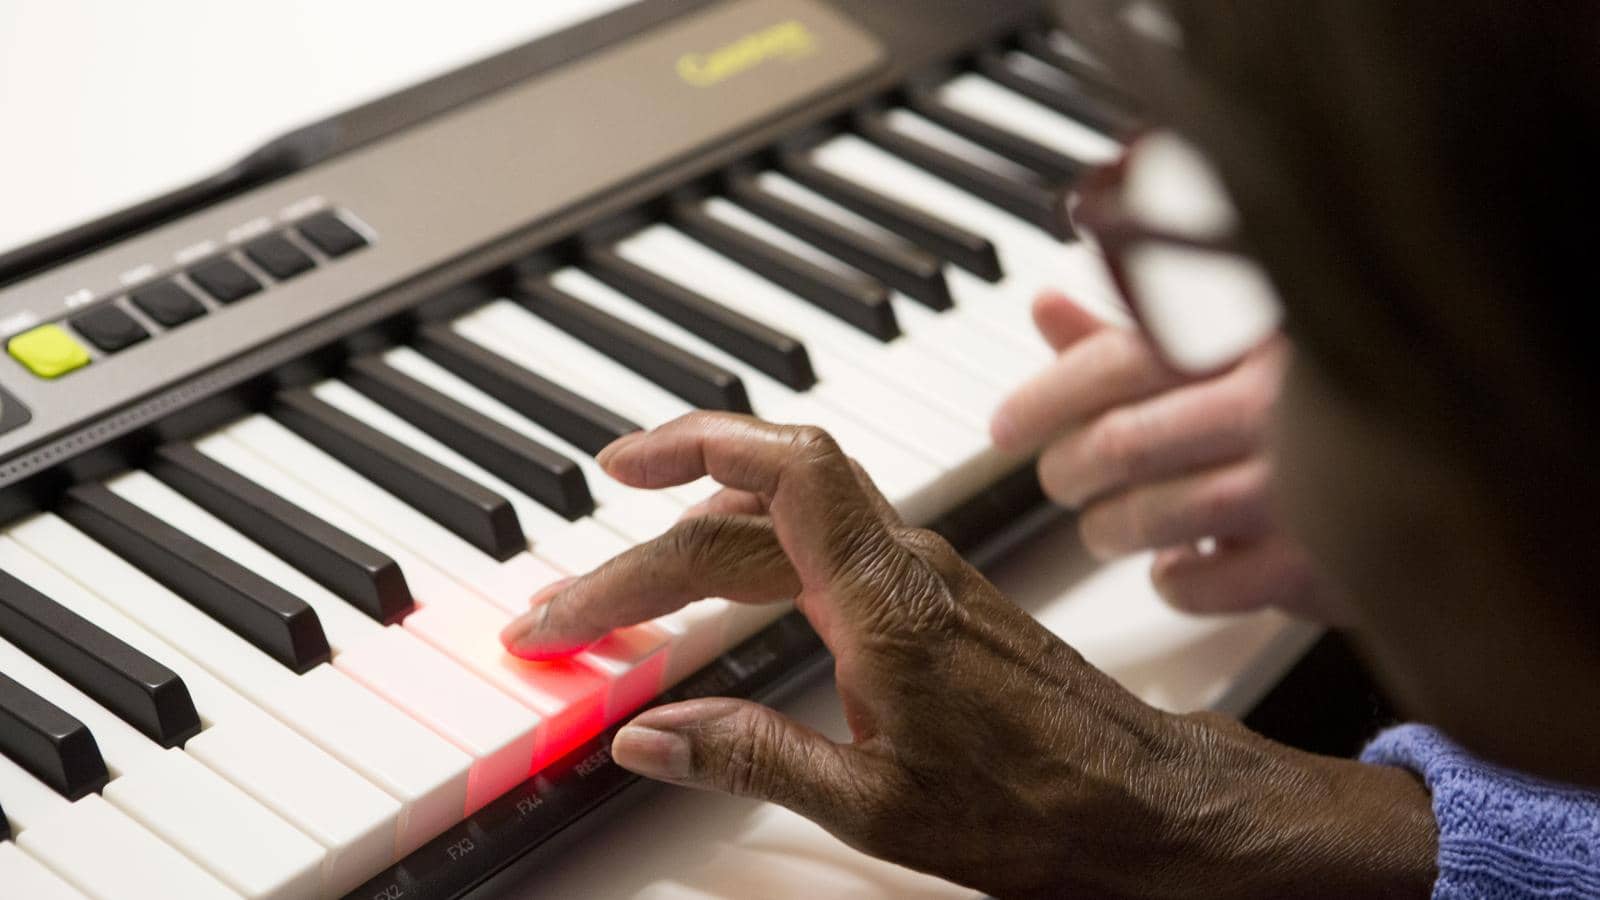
[787,425,839,462]
[895,526,952,559]
[1036,434,1094,508]
[902,525,960,573]
[664,516,738,570]
[1079,498,1133,558]
[1036,452,1073,507]
[1197,479,1241,533]
[1082,328,1135,374]
[1090,407,1153,484]
[717,708,784,799]
[895,527,969,583]
[1195,466,1269,536]
[1102,330,1157,385]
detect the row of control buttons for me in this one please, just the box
[8,212,369,380]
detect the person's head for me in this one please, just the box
[1068,0,1599,784]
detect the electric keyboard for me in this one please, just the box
[0,1,1141,896]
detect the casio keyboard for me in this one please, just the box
[0,1,1144,896]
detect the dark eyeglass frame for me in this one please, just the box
[1072,133,1263,377]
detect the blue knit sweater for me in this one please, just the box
[1362,725,1600,898]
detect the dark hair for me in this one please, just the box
[1065,0,1600,611]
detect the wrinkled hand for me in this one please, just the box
[992,292,1343,622]
[500,413,1434,899]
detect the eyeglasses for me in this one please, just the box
[1073,131,1283,376]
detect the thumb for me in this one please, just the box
[1033,290,1104,353]
[613,697,872,817]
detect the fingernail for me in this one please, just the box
[498,614,537,653]
[612,725,692,781]
[499,579,573,651]
[596,431,646,469]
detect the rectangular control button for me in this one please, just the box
[70,305,149,353]
[129,281,206,327]
[244,233,316,280]
[8,325,90,378]
[297,211,368,257]
[187,257,263,304]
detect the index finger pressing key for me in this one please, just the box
[596,413,901,591]
[502,414,901,658]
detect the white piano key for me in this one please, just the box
[99,474,545,813]
[6,512,472,857]
[547,267,952,521]
[0,635,323,899]
[399,596,671,768]
[1,753,236,900]
[194,432,512,616]
[384,345,686,542]
[452,302,721,508]
[700,197,1014,419]
[0,842,86,900]
[313,379,632,576]
[573,622,672,724]
[720,601,798,652]
[653,599,736,688]
[0,745,71,837]
[812,131,1126,322]
[937,72,1122,165]
[456,301,700,430]
[104,474,374,653]
[753,171,1049,382]
[616,226,988,465]
[204,423,667,752]
[545,270,807,417]
[222,414,563,612]
[200,431,721,738]
[0,533,398,897]
[183,716,394,897]
[333,627,541,814]
[616,226,1023,515]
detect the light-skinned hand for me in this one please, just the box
[992,291,1343,622]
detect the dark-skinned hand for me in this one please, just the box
[501,412,1437,899]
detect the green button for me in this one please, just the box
[8,324,91,378]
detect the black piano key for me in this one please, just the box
[975,49,1132,138]
[585,245,818,391]
[413,324,641,457]
[149,443,415,625]
[724,173,954,311]
[854,109,1074,241]
[906,86,1087,184]
[271,388,526,561]
[514,279,753,414]
[344,356,595,521]
[779,147,1003,282]
[58,483,333,675]
[0,566,202,748]
[670,200,902,342]
[1013,32,1142,114]
[0,670,109,800]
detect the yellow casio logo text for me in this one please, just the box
[677,20,818,87]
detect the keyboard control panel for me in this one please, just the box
[4,209,371,388]
[0,0,885,457]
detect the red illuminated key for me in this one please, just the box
[404,599,609,770]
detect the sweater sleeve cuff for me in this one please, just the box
[1362,724,1600,899]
